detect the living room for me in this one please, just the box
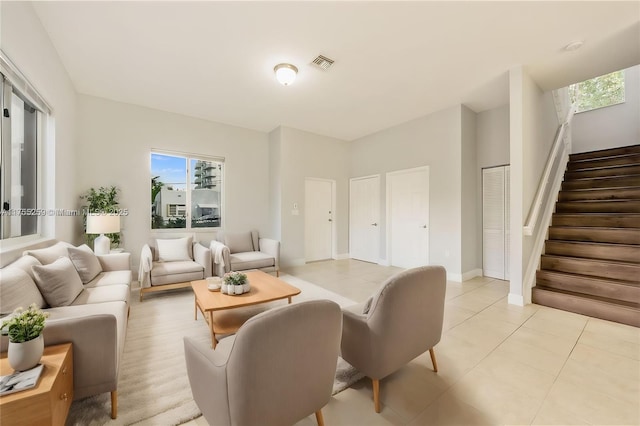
[1,1,639,425]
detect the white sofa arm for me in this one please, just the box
[97,253,131,272]
[210,240,231,277]
[259,238,280,271]
[193,243,212,278]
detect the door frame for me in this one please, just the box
[385,166,430,266]
[304,177,337,262]
[349,174,381,264]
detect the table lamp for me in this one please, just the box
[86,214,120,255]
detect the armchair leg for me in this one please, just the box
[315,409,325,426]
[276,270,280,277]
[372,378,381,413]
[111,391,117,419]
[429,348,438,373]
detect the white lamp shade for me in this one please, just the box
[86,214,120,234]
[274,63,298,86]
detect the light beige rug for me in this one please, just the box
[66,275,362,426]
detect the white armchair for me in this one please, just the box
[210,230,280,277]
[138,236,211,301]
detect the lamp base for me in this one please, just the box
[94,234,111,255]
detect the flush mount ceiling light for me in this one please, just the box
[564,41,584,52]
[274,63,298,86]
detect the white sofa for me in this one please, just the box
[210,230,280,277]
[0,241,131,419]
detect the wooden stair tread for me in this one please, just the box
[532,287,640,309]
[537,269,639,288]
[570,144,640,162]
[542,254,639,266]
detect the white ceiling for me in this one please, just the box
[32,1,640,141]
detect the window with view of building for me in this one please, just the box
[1,64,48,241]
[151,152,223,230]
[569,70,625,113]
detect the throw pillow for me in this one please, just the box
[0,268,46,315]
[6,255,42,280]
[68,245,103,284]
[224,232,254,254]
[156,237,192,262]
[23,241,73,265]
[31,257,84,307]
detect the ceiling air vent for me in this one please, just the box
[311,55,335,71]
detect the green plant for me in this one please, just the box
[80,186,121,247]
[1,304,49,343]
[224,271,247,286]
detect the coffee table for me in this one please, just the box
[191,270,301,348]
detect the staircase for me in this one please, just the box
[532,144,640,327]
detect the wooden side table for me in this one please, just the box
[0,343,73,426]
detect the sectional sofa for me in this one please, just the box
[0,241,131,419]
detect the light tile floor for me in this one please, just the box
[186,259,640,425]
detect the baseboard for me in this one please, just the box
[462,268,483,281]
[508,293,525,306]
[378,258,390,266]
[336,253,350,260]
[447,272,462,282]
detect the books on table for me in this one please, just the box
[0,364,44,396]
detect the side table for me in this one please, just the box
[0,343,73,426]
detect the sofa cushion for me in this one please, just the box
[225,232,254,254]
[85,271,133,288]
[151,271,203,286]
[229,251,275,270]
[71,285,130,305]
[0,268,46,315]
[150,260,203,277]
[32,257,84,307]
[6,255,41,280]
[68,245,103,284]
[23,241,73,265]
[156,237,192,262]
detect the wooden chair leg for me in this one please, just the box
[372,378,381,413]
[111,391,117,419]
[429,348,438,373]
[315,409,325,426]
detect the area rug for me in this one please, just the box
[66,275,364,425]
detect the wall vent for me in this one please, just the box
[311,55,335,71]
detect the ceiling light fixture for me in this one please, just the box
[274,63,298,86]
[564,41,584,52]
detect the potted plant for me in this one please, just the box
[223,272,248,295]
[1,304,49,371]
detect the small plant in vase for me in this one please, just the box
[223,272,249,295]
[1,304,49,371]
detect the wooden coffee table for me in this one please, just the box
[191,271,301,348]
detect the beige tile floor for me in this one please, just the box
[186,259,640,426]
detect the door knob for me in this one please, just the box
[421,225,427,228]
[371,223,378,226]
[328,219,332,222]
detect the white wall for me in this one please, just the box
[276,127,350,266]
[572,65,640,153]
[76,95,269,270]
[350,106,463,279]
[268,127,282,240]
[0,2,78,265]
[461,105,478,277]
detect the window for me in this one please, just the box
[569,70,625,113]
[151,152,223,230]
[0,70,45,241]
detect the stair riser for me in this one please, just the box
[565,165,640,180]
[548,227,640,244]
[532,288,640,327]
[570,145,640,162]
[562,175,640,190]
[568,154,640,171]
[558,187,640,202]
[536,271,640,304]
[555,201,640,214]
[545,241,640,263]
[541,256,640,282]
[552,214,640,228]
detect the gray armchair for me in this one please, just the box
[138,236,211,301]
[340,265,446,413]
[210,229,280,277]
[184,300,342,426]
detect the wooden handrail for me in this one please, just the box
[523,105,575,236]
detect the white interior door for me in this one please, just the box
[305,179,333,262]
[483,166,509,280]
[504,166,511,280]
[387,167,429,268]
[350,175,380,263]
